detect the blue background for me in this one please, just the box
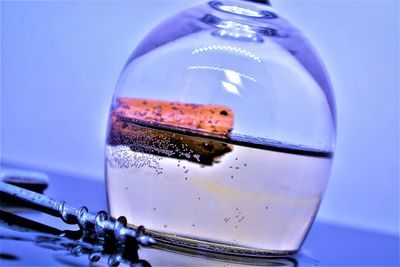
[1,0,399,236]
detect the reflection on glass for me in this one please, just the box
[192,45,262,63]
[187,65,256,82]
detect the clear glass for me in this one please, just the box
[105,0,335,256]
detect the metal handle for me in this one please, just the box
[0,182,156,246]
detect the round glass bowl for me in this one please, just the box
[105,0,335,256]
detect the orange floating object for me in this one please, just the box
[108,97,235,165]
[114,97,234,135]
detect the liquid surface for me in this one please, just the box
[106,118,332,254]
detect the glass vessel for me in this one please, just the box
[105,0,335,256]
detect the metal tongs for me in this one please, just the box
[0,181,156,247]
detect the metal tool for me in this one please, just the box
[0,182,156,246]
[0,210,150,266]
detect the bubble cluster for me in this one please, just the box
[222,207,246,231]
[107,145,164,175]
[107,121,210,176]
[227,157,248,180]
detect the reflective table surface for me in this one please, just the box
[0,164,399,266]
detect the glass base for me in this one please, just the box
[139,227,298,257]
